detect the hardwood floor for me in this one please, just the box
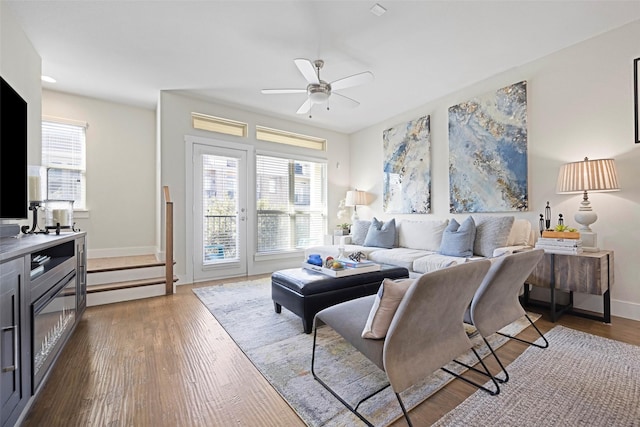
[22,275,640,427]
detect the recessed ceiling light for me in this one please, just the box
[370,3,387,17]
[41,75,56,83]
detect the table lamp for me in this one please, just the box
[345,190,368,221]
[556,157,620,251]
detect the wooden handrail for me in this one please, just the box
[163,185,174,295]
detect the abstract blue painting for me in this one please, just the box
[383,115,431,214]
[448,81,528,213]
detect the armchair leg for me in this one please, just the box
[452,336,509,383]
[442,347,500,396]
[311,324,400,427]
[395,393,414,427]
[496,314,549,349]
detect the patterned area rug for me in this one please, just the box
[433,325,640,426]
[193,278,541,427]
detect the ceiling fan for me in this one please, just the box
[261,58,374,116]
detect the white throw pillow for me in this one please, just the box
[472,216,515,257]
[506,219,532,246]
[397,219,449,251]
[362,278,414,339]
[350,220,371,246]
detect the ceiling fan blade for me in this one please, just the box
[261,89,306,94]
[330,71,374,91]
[331,92,360,109]
[296,98,312,114]
[294,58,319,85]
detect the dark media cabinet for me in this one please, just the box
[0,232,86,426]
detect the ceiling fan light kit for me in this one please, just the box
[262,58,373,117]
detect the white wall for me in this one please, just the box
[350,20,640,320]
[42,90,157,257]
[0,1,41,225]
[158,91,351,283]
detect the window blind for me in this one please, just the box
[41,120,87,209]
[202,154,239,262]
[256,155,326,253]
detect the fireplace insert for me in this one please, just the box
[31,270,77,392]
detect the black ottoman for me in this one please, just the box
[271,264,410,333]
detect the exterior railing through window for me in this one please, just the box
[203,215,237,262]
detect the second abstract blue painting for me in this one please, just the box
[448,81,529,213]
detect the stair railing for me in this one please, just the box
[163,186,174,295]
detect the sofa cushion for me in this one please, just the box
[364,217,396,248]
[367,248,434,271]
[397,218,449,251]
[439,216,476,257]
[507,219,532,246]
[350,220,371,246]
[362,277,414,339]
[412,253,467,274]
[473,216,515,257]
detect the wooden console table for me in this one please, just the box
[523,250,613,323]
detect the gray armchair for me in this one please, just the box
[461,248,547,384]
[311,260,493,427]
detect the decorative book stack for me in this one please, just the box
[535,234,583,255]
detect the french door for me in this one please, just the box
[192,142,249,281]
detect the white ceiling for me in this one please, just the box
[6,1,640,134]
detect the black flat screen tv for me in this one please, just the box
[0,75,28,220]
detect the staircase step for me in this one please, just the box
[87,255,169,274]
[87,275,179,294]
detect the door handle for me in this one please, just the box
[1,325,18,373]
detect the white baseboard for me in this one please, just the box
[87,246,158,259]
[611,299,640,321]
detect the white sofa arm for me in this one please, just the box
[339,235,352,245]
[492,245,532,257]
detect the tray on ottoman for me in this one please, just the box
[271,264,409,334]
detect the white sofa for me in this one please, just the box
[305,216,533,278]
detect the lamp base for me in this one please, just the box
[580,231,599,252]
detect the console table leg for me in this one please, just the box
[604,290,611,324]
[550,255,556,322]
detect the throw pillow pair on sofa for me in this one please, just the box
[440,216,516,258]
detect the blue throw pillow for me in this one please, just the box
[364,218,396,248]
[439,216,476,257]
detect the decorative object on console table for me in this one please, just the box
[539,214,544,236]
[22,165,48,234]
[535,237,583,255]
[524,250,613,323]
[556,157,620,252]
[345,190,368,221]
[43,199,79,234]
[334,223,350,236]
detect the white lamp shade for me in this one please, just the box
[556,157,620,193]
[345,190,368,207]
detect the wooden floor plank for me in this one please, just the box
[21,275,640,427]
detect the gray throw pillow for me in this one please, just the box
[350,220,371,246]
[364,218,396,248]
[439,216,476,257]
[473,216,515,257]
